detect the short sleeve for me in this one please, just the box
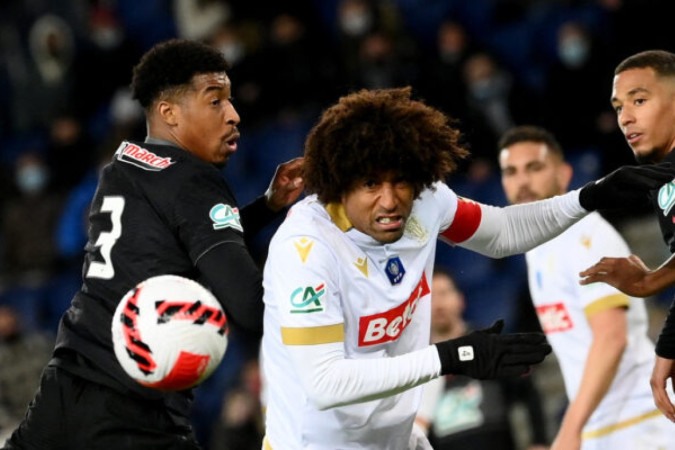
[264,235,345,345]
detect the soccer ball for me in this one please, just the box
[111,274,228,391]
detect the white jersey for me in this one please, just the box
[261,182,591,449]
[261,183,460,450]
[526,212,661,442]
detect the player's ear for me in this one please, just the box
[156,100,179,127]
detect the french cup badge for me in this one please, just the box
[385,256,405,285]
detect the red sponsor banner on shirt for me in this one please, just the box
[358,274,430,346]
[117,142,175,171]
[536,302,573,334]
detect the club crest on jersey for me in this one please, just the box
[115,142,175,171]
[657,181,675,216]
[289,283,325,314]
[209,204,243,231]
[385,256,405,285]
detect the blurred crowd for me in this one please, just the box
[1,0,675,448]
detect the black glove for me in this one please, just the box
[579,162,674,211]
[435,319,551,379]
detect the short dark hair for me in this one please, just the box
[615,49,675,78]
[131,39,229,109]
[498,125,564,159]
[303,87,469,203]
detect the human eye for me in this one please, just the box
[613,105,622,114]
[501,167,515,177]
[394,179,412,190]
[634,97,647,106]
[363,179,377,189]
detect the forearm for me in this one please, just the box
[239,195,283,238]
[459,190,587,258]
[196,241,264,334]
[559,331,625,435]
[288,342,441,410]
[642,254,675,296]
[656,300,675,358]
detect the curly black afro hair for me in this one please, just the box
[304,87,469,203]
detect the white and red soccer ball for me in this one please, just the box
[111,275,228,391]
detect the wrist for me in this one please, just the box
[564,188,589,216]
[434,341,462,376]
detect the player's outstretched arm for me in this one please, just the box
[285,319,550,410]
[435,320,551,379]
[580,253,675,297]
[578,161,675,211]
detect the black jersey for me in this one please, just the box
[651,150,675,253]
[51,140,270,416]
[651,150,675,358]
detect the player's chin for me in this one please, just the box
[213,153,233,168]
[374,229,405,244]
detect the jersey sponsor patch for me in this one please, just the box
[209,204,243,231]
[115,142,175,171]
[289,283,326,314]
[657,181,675,216]
[536,302,573,334]
[433,380,484,436]
[358,273,430,346]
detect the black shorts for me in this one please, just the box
[2,366,202,450]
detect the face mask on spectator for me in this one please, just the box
[340,11,372,37]
[559,37,589,68]
[16,164,48,194]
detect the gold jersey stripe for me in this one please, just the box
[584,293,630,317]
[281,323,345,345]
[263,436,273,450]
[582,409,662,439]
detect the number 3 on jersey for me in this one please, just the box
[87,196,125,279]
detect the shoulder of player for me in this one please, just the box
[271,198,346,248]
[111,141,224,189]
